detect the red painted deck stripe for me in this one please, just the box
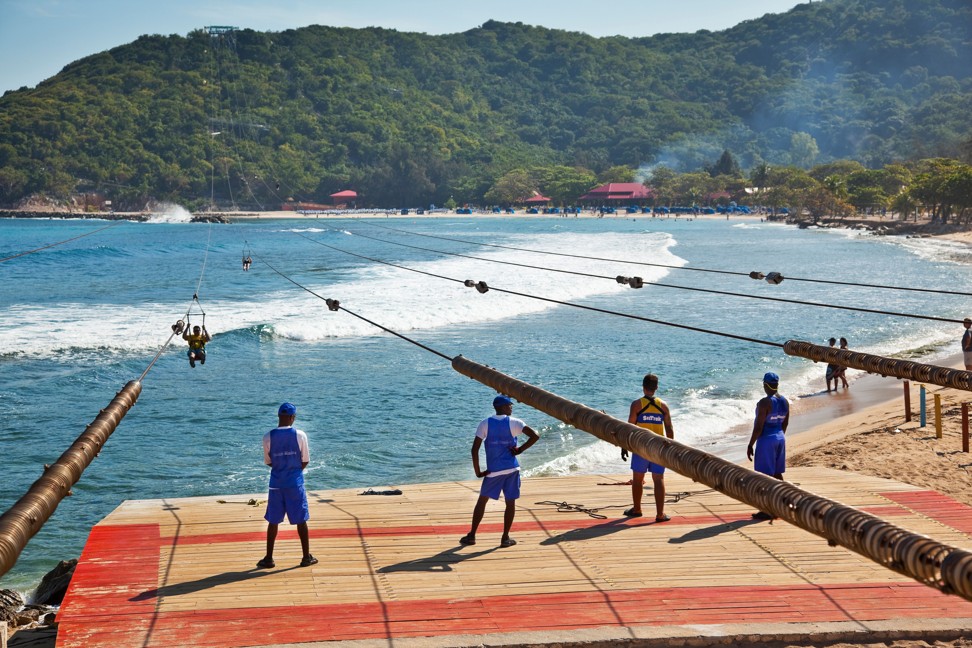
[880,490,972,535]
[58,580,972,647]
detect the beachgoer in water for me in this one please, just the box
[459,395,539,548]
[747,372,789,520]
[621,373,675,522]
[257,402,317,569]
[963,319,972,371]
[836,337,850,388]
[825,337,838,392]
[182,324,211,368]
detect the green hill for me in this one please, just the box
[0,0,969,210]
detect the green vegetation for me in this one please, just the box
[0,0,970,211]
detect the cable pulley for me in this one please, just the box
[326,298,341,311]
[464,279,489,293]
[765,272,784,285]
[615,275,644,289]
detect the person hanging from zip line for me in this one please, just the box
[182,323,211,368]
[242,255,252,271]
[622,373,675,522]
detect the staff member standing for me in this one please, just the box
[747,372,789,521]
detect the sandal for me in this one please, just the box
[500,537,517,548]
[300,555,318,567]
[623,508,643,518]
[459,534,476,546]
[256,557,275,569]
[654,514,671,523]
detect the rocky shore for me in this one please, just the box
[1,560,74,646]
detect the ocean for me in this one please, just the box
[2,212,971,593]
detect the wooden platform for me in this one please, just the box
[55,468,972,647]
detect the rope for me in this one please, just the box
[0,222,122,263]
[534,501,608,520]
[296,233,784,349]
[352,220,972,297]
[335,227,960,324]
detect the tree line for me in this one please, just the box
[0,0,969,211]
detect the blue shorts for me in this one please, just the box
[265,485,309,525]
[754,433,786,476]
[188,348,206,358]
[631,453,665,475]
[479,471,521,500]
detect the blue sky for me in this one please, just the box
[0,0,804,94]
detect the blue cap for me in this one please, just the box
[763,372,780,385]
[493,395,513,408]
[278,402,297,416]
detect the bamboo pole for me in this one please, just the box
[935,393,943,439]
[0,381,141,578]
[452,355,972,602]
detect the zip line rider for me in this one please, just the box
[183,323,211,368]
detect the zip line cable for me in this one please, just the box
[250,252,454,361]
[349,219,972,298]
[295,233,784,349]
[326,228,961,324]
[0,222,123,263]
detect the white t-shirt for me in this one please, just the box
[476,414,526,477]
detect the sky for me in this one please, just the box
[0,0,806,94]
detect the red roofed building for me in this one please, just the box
[579,182,654,203]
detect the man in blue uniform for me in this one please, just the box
[747,372,789,520]
[257,402,318,568]
[459,395,539,548]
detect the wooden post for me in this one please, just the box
[1,620,7,648]
[919,384,927,428]
[963,403,969,453]
[904,380,911,422]
[935,393,942,438]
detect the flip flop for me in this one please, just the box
[751,511,774,521]
[623,508,643,518]
[459,535,476,546]
[256,557,275,569]
[300,555,319,567]
[654,514,671,523]
[500,537,517,548]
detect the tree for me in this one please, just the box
[708,150,741,178]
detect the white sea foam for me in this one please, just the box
[147,203,193,223]
[0,230,683,357]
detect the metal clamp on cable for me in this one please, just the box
[629,276,644,289]
[765,272,784,285]
[464,279,489,293]
[616,275,628,285]
[325,298,340,311]
[749,271,765,280]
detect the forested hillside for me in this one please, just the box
[0,0,969,210]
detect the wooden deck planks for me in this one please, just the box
[54,467,972,647]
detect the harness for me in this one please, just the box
[636,396,665,421]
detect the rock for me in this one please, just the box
[0,588,24,611]
[0,606,18,624]
[33,559,77,606]
[15,607,40,625]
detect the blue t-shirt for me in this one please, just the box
[265,426,306,489]
[760,394,788,437]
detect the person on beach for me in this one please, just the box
[747,372,789,520]
[835,337,850,389]
[459,395,539,548]
[257,402,317,569]
[182,324,211,368]
[622,373,675,522]
[825,337,838,392]
[963,319,972,370]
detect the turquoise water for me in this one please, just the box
[2,213,971,592]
